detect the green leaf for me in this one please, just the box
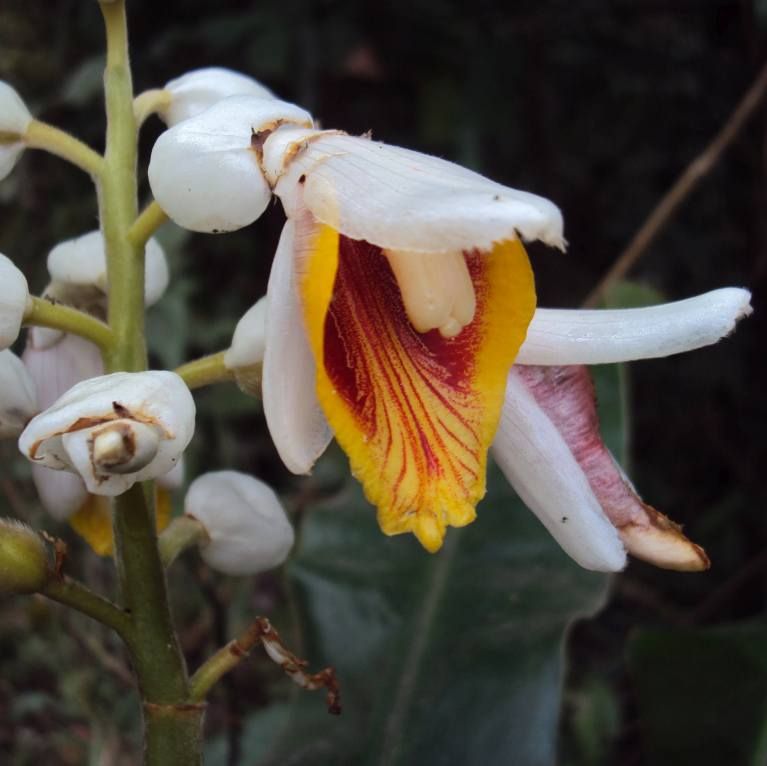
[252,461,609,766]
[628,623,767,766]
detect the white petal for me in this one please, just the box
[161,67,275,126]
[517,288,753,365]
[185,470,294,576]
[0,253,28,349]
[18,371,195,495]
[224,296,267,369]
[0,82,32,181]
[47,231,169,307]
[492,370,627,572]
[148,95,312,233]
[270,130,564,252]
[23,333,104,409]
[262,221,332,473]
[157,456,185,491]
[31,465,87,521]
[0,349,37,438]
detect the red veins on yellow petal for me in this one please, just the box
[297,218,536,552]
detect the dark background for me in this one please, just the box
[0,1,764,764]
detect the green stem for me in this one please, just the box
[24,120,104,178]
[43,575,132,641]
[158,515,208,568]
[144,703,206,765]
[24,296,114,351]
[128,200,169,249]
[175,351,236,390]
[97,2,197,762]
[189,622,264,702]
[133,88,172,128]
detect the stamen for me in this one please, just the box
[383,249,476,338]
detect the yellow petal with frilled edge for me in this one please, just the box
[297,219,536,552]
[69,487,174,556]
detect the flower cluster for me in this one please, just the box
[0,67,753,577]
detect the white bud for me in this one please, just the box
[47,231,169,307]
[0,82,32,181]
[224,296,267,396]
[148,95,313,234]
[185,470,294,576]
[160,67,275,126]
[18,371,195,496]
[0,350,37,438]
[157,456,185,491]
[0,253,29,350]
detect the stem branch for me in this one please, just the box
[175,351,235,390]
[128,200,169,249]
[24,120,104,178]
[24,296,114,351]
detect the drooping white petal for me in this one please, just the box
[516,288,753,366]
[157,456,185,491]
[160,67,275,126]
[0,253,28,349]
[31,465,87,522]
[148,95,313,233]
[18,371,195,496]
[262,221,332,473]
[267,129,564,252]
[0,82,32,180]
[224,296,267,370]
[185,470,294,575]
[0,350,37,438]
[47,230,169,307]
[492,369,627,572]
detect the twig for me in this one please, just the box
[584,60,767,308]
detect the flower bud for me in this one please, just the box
[224,296,267,396]
[47,230,169,307]
[185,470,294,576]
[0,349,37,438]
[18,371,196,496]
[0,82,32,180]
[0,519,49,595]
[159,67,275,126]
[148,95,313,233]
[0,253,29,349]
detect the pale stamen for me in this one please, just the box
[383,249,476,338]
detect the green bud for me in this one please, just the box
[0,519,49,595]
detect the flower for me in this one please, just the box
[148,95,313,233]
[259,128,561,553]
[0,82,32,181]
[47,230,169,308]
[252,126,751,566]
[224,296,267,396]
[18,371,195,496]
[0,349,37,438]
[0,252,29,350]
[183,470,294,575]
[158,67,275,126]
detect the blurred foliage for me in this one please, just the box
[0,0,765,764]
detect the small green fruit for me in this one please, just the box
[0,519,49,595]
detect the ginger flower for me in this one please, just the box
[256,128,751,567]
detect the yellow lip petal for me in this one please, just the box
[297,215,536,552]
[68,486,174,556]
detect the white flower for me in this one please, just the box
[254,123,751,566]
[18,371,195,496]
[47,230,169,308]
[0,350,37,438]
[23,332,103,520]
[148,95,313,233]
[159,67,275,126]
[224,296,267,396]
[0,253,29,350]
[0,82,32,181]
[184,470,294,575]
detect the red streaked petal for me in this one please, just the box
[297,212,535,552]
[515,365,709,571]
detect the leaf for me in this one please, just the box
[628,624,767,766]
[251,460,609,766]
